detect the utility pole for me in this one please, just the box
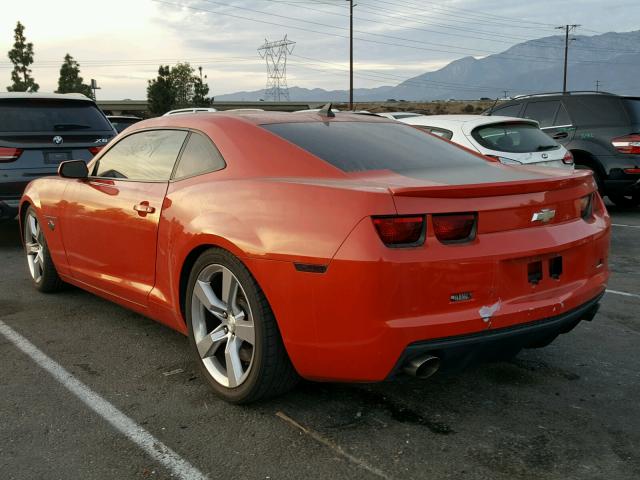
[348,0,354,111]
[556,24,580,94]
[595,79,601,92]
[503,90,509,99]
[90,79,101,101]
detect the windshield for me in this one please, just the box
[471,122,559,153]
[262,121,488,172]
[0,99,113,132]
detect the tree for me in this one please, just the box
[192,66,212,106]
[7,21,39,92]
[147,66,174,115]
[170,63,196,108]
[56,54,93,98]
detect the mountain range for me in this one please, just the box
[216,30,640,101]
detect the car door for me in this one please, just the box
[522,100,576,147]
[61,129,188,306]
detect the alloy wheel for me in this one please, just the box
[25,213,44,283]
[191,264,256,388]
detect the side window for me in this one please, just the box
[492,103,523,118]
[173,132,226,179]
[95,130,188,181]
[522,101,560,128]
[554,103,571,126]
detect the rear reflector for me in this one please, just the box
[612,134,640,154]
[0,147,23,162]
[372,215,424,246]
[88,146,104,156]
[432,213,476,243]
[562,151,574,165]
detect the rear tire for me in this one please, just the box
[23,207,64,293]
[185,248,298,403]
[608,192,640,209]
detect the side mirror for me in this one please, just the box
[58,160,89,179]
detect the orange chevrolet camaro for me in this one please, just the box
[20,110,610,403]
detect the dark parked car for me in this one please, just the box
[487,91,640,207]
[107,115,142,133]
[0,93,116,219]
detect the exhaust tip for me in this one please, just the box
[404,355,441,379]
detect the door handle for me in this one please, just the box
[133,202,155,215]
[552,132,568,139]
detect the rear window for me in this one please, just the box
[471,122,559,153]
[0,99,113,132]
[262,121,487,172]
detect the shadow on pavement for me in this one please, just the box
[0,219,21,249]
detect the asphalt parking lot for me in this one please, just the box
[1,206,639,480]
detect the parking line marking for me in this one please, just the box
[606,289,640,299]
[612,223,640,228]
[276,411,391,480]
[0,320,207,480]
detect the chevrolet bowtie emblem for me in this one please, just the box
[531,208,556,223]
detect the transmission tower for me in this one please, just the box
[258,35,295,102]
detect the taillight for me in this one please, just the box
[88,146,104,156]
[624,168,640,174]
[372,215,424,247]
[0,147,23,162]
[579,194,593,220]
[562,151,574,165]
[432,213,477,243]
[612,134,640,154]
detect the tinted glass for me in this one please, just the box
[174,132,226,179]
[414,126,453,140]
[565,96,627,126]
[263,122,487,172]
[522,101,560,128]
[95,130,187,181]
[554,103,571,126]
[492,103,523,117]
[110,119,140,133]
[623,98,640,123]
[471,122,558,153]
[0,99,113,132]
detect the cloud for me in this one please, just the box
[0,0,638,98]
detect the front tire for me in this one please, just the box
[23,207,64,293]
[185,248,298,403]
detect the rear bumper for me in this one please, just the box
[389,291,603,378]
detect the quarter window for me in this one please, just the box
[173,132,226,179]
[94,129,188,181]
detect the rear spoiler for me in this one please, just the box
[389,171,595,198]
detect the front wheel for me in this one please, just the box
[23,207,64,293]
[185,248,298,403]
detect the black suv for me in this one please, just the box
[487,92,640,207]
[0,93,116,219]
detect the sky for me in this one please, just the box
[0,0,639,99]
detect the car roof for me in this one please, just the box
[401,114,538,129]
[133,110,396,132]
[107,115,141,120]
[0,92,93,101]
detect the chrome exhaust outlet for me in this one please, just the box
[404,355,441,379]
